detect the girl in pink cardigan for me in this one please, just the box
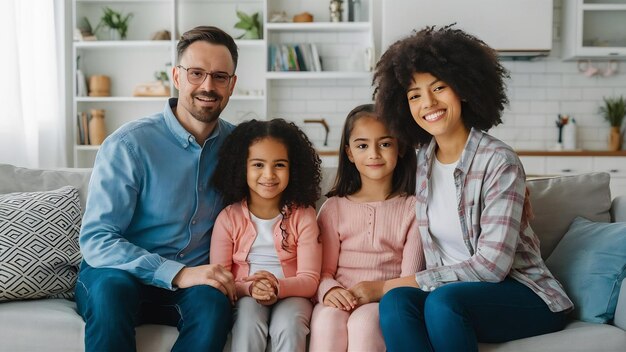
[309,104,425,352]
[210,119,322,352]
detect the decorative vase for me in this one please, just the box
[609,126,622,151]
[329,0,343,22]
[88,75,110,97]
[89,109,107,145]
[109,28,121,41]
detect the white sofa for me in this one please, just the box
[1,163,625,351]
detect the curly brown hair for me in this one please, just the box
[212,119,322,250]
[373,25,509,147]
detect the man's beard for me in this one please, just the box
[190,90,225,123]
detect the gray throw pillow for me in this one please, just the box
[526,172,612,259]
[0,186,82,301]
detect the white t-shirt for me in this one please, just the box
[248,212,285,279]
[427,157,471,266]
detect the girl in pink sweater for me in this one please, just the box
[210,119,322,352]
[310,104,425,352]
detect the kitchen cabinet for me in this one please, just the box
[519,154,626,198]
[381,0,553,58]
[71,0,373,167]
[562,0,626,60]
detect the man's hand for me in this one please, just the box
[349,281,384,307]
[244,270,279,305]
[172,264,236,304]
[323,287,357,311]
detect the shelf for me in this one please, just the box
[265,22,371,32]
[77,0,172,3]
[75,96,170,102]
[581,4,626,10]
[74,40,172,49]
[265,71,372,80]
[235,39,266,48]
[75,145,100,151]
[230,95,265,101]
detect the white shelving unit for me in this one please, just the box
[70,0,373,167]
[562,0,626,60]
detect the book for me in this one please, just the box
[310,43,322,72]
[81,112,89,145]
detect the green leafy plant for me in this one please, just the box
[599,96,626,127]
[154,71,169,83]
[94,7,133,40]
[234,11,262,39]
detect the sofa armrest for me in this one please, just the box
[611,196,626,223]
[614,280,626,331]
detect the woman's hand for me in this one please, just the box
[349,281,384,306]
[323,287,357,311]
[244,271,279,304]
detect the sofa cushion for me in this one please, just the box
[0,186,82,301]
[545,217,626,324]
[0,164,92,213]
[526,172,612,259]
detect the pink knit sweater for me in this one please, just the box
[316,195,425,302]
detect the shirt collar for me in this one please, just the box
[163,98,222,149]
[422,127,485,176]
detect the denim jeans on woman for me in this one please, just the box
[379,278,567,352]
[75,261,232,352]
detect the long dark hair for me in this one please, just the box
[213,118,322,250]
[326,104,416,198]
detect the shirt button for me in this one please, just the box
[179,253,185,258]
[192,219,197,225]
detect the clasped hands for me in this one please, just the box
[245,270,279,306]
[323,281,384,311]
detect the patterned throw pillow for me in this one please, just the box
[0,186,82,301]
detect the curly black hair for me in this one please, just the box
[373,25,509,147]
[327,104,416,198]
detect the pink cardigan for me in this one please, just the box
[210,201,322,299]
[316,195,425,303]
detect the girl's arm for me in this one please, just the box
[400,197,426,276]
[210,208,250,298]
[276,206,322,299]
[315,199,346,303]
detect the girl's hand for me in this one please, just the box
[323,287,357,311]
[245,271,279,303]
[349,281,384,307]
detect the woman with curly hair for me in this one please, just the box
[210,118,322,352]
[356,26,573,351]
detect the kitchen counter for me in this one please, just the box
[318,150,626,157]
[516,150,626,156]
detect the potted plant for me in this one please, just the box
[94,7,133,40]
[599,96,626,151]
[234,11,262,39]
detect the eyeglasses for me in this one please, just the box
[177,65,234,87]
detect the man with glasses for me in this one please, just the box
[76,26,238,351]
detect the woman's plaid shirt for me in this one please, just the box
[413,128,573,313]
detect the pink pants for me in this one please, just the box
[309,302,385,352]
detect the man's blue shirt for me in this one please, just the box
[79,98,235,289]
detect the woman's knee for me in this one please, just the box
[379,287,422,320]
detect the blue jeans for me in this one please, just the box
[379,278,567,352]
[75,261,232,352]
